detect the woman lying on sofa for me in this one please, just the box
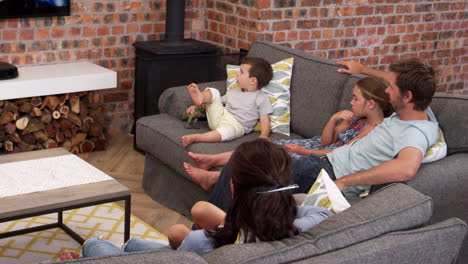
[60,140,331,260]
[184,76,392,192]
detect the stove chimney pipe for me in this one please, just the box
[164,0,185,43]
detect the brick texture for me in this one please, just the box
[0,0,205,134]
[204,0,467,95]
[0,0,466,134]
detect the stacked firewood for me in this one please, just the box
[0,92,106,154]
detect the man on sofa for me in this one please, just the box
[208,57,440,210]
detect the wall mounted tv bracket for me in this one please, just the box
[0,62,18,80]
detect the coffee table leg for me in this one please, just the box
[124,195,131,242]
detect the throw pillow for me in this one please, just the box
[302,169,351,214]
[422,128,447,163]
[226,57,294,136]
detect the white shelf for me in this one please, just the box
[0,62,117,100]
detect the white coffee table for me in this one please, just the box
[0,148,131,244]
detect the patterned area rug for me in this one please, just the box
[0,203,168,264]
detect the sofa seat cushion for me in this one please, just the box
[136,113,303,177]
[203,183,432,264]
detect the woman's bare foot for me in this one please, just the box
[187,152,217,170]
[59,250,80,261]
[183,162,220,191]
[181,135,197,147]
[187,83,203,106]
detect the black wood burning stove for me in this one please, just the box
[132,0,245,151]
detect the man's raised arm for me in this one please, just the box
[334,147,423,191]
[337,60,393,82]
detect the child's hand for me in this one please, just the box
[333,110,355,122]
[285,144,305,154]
[186,105,196,115]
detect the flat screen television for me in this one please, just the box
[0,0,70,19]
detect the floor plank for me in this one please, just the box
[78,133,192,236]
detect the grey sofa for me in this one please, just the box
[135,42,468,261]
[55,184,466,264]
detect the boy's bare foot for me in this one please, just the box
[181,135,196,147]
[187,83,203,106]
[59,250,80,261]
[183,162,220,191]
[187,152,216,170]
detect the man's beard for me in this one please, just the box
[391,96,405,111]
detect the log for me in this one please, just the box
[67,112,82,127]
[79,102,88,119]
[82,116,94,124]
[89,123,103,137]
[5,122,16,134]
[31,97,42,107]
[22,133,37,145]
[64,128,72,138]
[18,140,35,151]
[55,130,65,143]
[21,118,45,135]
[0,100,4,107]
[0,111,15,125]
[88,92,101,105]
[44,124,57,138]
[90,137,106,151]
[70,145,80,154]
[33,130,49,143]
[79,140,95,153]
[80,122,90,133]
[30,107,42,117]
[4,140,13,151]
[70,125,80,136]
[18,102,33,113]
[71,132,87,146]
[16,116,30,130]
[58,105,70,115]
[9,132,21,143]
[41,109,52,123]
[40,96,60,110]
[58,94,69,105]
[61,140,72,151]
[52,110,61,119]
[42,138,57,149]
[69,95,80,113]
[59,119,73,131]
[4,101,18,113]
[88,108,102,122]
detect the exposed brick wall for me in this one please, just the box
[0,0,466,135]
[204,0,467,94]
[0,0,205,134]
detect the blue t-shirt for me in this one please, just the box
[327,107,439,197]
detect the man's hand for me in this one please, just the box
[332,110,355,122]
[186,105,196,115]
[337,60,365,75]
[334,178,345,191]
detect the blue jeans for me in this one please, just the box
[81,237,171,258]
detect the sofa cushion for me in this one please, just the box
[247,42,351,139]
[429,94,468,155]
[136,114,302,178]
[293,218,467,264]
[203,183,432,264]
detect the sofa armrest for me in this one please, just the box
[158,80,226,118]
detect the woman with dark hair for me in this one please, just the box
[60,139,331,260]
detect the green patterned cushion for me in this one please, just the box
[302,169,351,214]
[422,128,447,163]
[226,57,294,136]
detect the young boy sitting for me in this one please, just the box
[181,57,273,147]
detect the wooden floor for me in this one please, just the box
[77,133,192,236]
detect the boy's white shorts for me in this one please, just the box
[205,88,244,141]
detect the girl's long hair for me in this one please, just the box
[208,139,298,248]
